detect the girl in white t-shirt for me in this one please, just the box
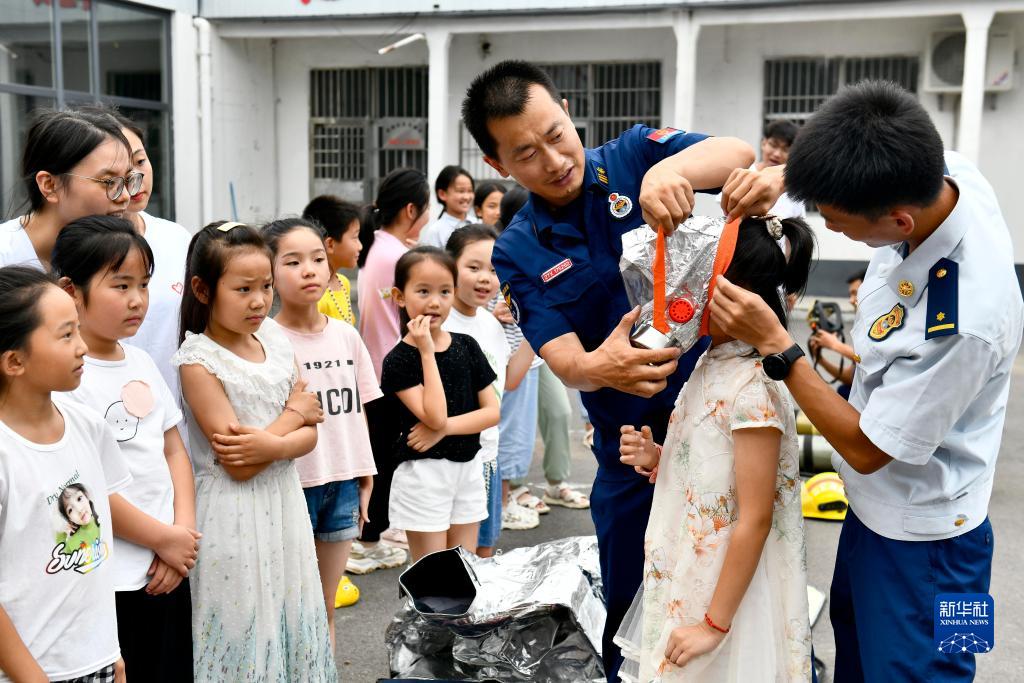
[0,266,131,683]
[442,225,533,557]
[261,217,383,654]
[418,165,475,249]
[51,215,198,683]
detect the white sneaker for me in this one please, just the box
[346,542,408,574]
[501,499,540,530]
[380,528,409,550]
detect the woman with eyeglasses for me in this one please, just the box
[1,107,138,270]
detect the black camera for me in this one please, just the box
[807,300,843,334]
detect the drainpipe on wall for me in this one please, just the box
[194,17,214,225]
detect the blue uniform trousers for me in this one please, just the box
[590,470,654,682]
[831,508,993,683]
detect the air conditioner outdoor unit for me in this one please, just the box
[924,28,1015,93]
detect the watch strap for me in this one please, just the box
[781,343,805,365]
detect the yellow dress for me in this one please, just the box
[317,273,355,326]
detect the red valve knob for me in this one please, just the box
[668,297,695,324]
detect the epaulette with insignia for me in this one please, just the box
[925,258,958,339]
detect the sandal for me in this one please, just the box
[543,482,591,509]
[510,486,550,514]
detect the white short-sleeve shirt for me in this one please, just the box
[64,344,184,590]
[0,217,43,269]
[835,151,1024,541]
[419,213,471,250]
[443,307,511,463]
[126,211,191,401]
[0,399,131,681]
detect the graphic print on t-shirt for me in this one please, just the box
[102,380,155,442]
[304,358,363,416]
[45,475,109,574]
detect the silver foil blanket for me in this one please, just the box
[619,215,728,351]
[385,536,606,681]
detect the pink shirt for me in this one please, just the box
[278,317,383,486]
[357,230,408,380]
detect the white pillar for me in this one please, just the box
[957,7,994,165]
[426,29,452,204]
[672,12,700,130]
[170,12,202,230]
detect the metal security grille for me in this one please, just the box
[460,61,661,180]
[310,66,428,201]
[763,56,919,126]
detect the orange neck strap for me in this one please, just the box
[652,228,670,333]
[699,218,740,337]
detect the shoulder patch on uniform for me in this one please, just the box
[925,258,958,339]
[646,127,683,144]
[869,303,906,341]
[501,281,521,324]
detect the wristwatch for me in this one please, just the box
[761,343,805,381]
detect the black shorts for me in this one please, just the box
[115,577,193,682]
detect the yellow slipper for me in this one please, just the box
[335,576,360,608]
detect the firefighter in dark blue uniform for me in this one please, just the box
[462,61,754,681]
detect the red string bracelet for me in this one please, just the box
[704,612,730,634]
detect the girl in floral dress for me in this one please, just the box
[615,216,816,682]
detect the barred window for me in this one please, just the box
[309,67,427,201]
[460,61,661,180]
[763,56,919,127]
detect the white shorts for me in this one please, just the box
[389,456,488,532]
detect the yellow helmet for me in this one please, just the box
[801,472,848,521]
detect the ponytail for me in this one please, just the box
[723,216,816,327]
[361,169,430,269]
[780,217,815,297]
[356,205,376,269]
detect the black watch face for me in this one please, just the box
[762,354,786,380]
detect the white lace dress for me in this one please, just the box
[614,341,810,682]
[172,318,336,682]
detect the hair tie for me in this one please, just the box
[217,221,246,232]
[755,215,784,240]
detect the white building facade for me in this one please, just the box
[2,0,1023,294]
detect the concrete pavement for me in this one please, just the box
[333,350,1024,682]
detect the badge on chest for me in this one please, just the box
[869,303,906,341]
[608,193,633,219]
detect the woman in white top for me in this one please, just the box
[104,108,192,400]
[0,108,136,270]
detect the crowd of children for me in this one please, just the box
[0,104,592,683]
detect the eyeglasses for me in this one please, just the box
[63,171,145,201]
